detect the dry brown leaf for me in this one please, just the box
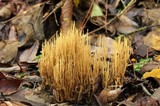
[0,78,23,95]
[140,62,160,74]
[143,28,160,51]
[90,16,105,26]
[12,4,44,47]
[90,35,118,56]
[0,89,46,106]
[0,40,19,63]
[151,87,160,100]
[98,88,122,104]
[19,41,39,62]
[116,25,137,34]
[135,44,148,57]
[142,8,160,25]
[119,15,138,27]
[115,15,138,34]
[0,2,15,20]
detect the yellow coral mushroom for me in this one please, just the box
[39,25,130,103]
[39,26,100,102]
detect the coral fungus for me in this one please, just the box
[39,26,130,103]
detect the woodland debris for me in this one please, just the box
[12,3,44,47]
[0,40,19,63]
[0,65,20,72]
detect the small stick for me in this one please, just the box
[88,0,136,35]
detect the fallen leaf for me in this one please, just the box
[0,79,23,95]
[142,8,160,25]
[0,89,45,106]
[0,40,19,63]
[91,3,103,18]
[23,75,42,83]
[0,2,15,20]
[12,3,44,47]
[90,35,118,56]
[116,25,137,34]
[135,44,148,57]
[143,28,160,51]
[115,15,138,34]
[19,41,39,62]
[151,87,160,100]
[119,15,138,27]
[98,88,122,104]
[140,62,160,74]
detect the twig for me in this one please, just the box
[94,94,102,106]
[80,0,94,31]
[42,1,64,23]
[105,0,108,33]
[126,24,160,35]
[88,0,136,35]
[141,83,152,96]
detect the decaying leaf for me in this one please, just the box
[142,8,160,25]
[119,15,138,27]
[0,78,23,95]
[140,62,160,74]
[151,87,160,100]
[90,35,118,56]
[143,28,160,51]
[115,15,138,34]
[12,3,44,47]
[19,41,39,62]
[135,44,148,57]
[0,2,15,20]
[0,40,19,63]
[98,88,122,104]
[0,89,46,106]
